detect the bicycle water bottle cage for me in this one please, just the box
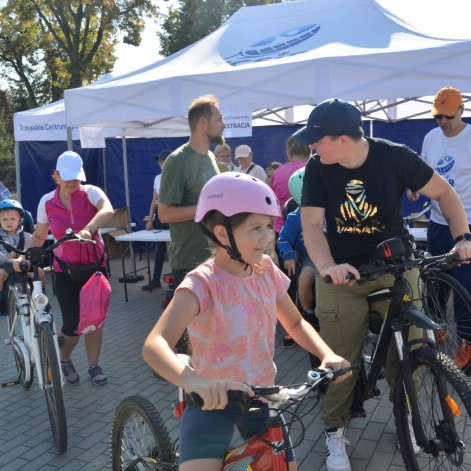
[374,237,406,262]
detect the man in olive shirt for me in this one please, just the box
[159,94,224,295]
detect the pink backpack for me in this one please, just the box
[77,272,111,335]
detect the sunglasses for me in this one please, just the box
[434,114,456,120]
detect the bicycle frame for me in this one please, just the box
[7,267,64,389]
[363,273,440,451]
[222,412,287,471]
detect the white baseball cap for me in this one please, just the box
[56,151,86,181]
[235,145,252,159]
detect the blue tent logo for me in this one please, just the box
[224,24,320,66]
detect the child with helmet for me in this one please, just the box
[277,168,320,367]
[143,172,351,470]
[0,199,46,307]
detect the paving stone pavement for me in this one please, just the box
[0,256,408,470]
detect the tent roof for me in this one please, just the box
[64,0,471,138]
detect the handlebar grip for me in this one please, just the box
[186,390,246,408]
[332,364,360,378]
[324,273,355,284]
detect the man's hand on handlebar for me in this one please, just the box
[322,262,359,285]
[453,240,471,264]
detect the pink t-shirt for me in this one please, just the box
[271,161,306,232]
[178,254,290,386]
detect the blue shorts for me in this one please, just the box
[179,401,295,464]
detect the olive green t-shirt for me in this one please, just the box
[159,144,219,270]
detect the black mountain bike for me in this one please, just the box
[327,236,471,470]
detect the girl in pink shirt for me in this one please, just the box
[143,172,350,470]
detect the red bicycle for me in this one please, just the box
[109,361,357,470]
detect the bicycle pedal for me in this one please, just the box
[1,380,20,388]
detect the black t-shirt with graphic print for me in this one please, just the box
[302,137,434,268]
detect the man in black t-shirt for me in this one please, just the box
[293,98,471,471]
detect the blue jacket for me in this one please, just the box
[277,208,309,263]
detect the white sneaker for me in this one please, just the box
[325,427,351,471]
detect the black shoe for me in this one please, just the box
[283,335,296,348]
[141,280,162,291]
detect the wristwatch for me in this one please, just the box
[454,232,471,243]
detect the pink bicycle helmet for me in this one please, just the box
[195,172,280,222]
[196,172,280,265]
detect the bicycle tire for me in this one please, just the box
[394,347,471,470]
[38,321,68,454]
[110,395,176,471]
[420,269,471,375]
[7,285,34,389]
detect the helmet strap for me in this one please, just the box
[198,219,249,269]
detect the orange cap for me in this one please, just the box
[432,87,462,116]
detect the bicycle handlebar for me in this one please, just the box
[186,365,359,410]
[323,251,468,284]
[402,204,431,225]
[0,228,95,270]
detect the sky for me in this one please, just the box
[112,0,173,76]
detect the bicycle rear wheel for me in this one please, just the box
[421,270,471,374]
[110,395,176,470]
[394,347,471,470]
[7,285,34,389]
[38,321,67,454]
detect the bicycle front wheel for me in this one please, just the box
[394,347,471,470]
[110,395,176,470]
[38,321,67,454]
[7,285,34,389]
[421,270,471,375]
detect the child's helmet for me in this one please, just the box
[195,172,280,223]
[196,173,280,266]
[288,167,305,206]
[0,199,24,217]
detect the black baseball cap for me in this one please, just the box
[293,99,362,145]
[154,149,172,161]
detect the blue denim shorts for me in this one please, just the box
[179,401,295,464]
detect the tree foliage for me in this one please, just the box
[0,108,15,196]
[159,0,282,57]
[0,0,159,111]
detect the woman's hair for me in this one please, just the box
[214,143,232,158]
[286,136,310,159]
[266,161,283,173]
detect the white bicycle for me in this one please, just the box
[0,229,91,454]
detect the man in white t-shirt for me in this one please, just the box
[408,86,471,367]
[234,145,268,183]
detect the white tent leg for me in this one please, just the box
[120,135,143,283]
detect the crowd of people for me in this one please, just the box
[2,86,471,470]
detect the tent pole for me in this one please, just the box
[120,135,143,283]
[66,127,73,150]
[14,141,21,201]
[102,147,107,195]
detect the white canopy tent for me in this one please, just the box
[64,0,471,144]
